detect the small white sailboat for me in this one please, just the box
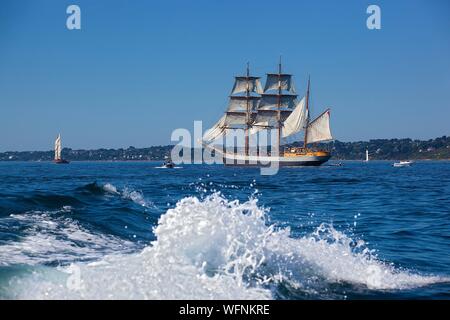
[365,148,369,162]
[54,134,69,164]
[393,160,413,167]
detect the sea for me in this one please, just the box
[0,160,449,300]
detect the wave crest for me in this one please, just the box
[0,208,136,267]
[4,193,448,299]
[78,182,153,208]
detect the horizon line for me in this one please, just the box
[1,135,448,153]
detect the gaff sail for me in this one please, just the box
[305,109,333,144]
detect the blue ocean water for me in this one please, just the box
[0,161,449,299]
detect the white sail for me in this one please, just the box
[264,74,296,93]
[227,97,259,112]
[54,134,61,160]
[251,111,277,134]
[203,112,251,142]
[203,115,226,142]
[250,109,293,135]
[305,109,333,144]
[224,113,247,126]
[282,97,307,138]
[258,94,297,110]
[231,77,263,95]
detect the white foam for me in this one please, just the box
[103,183,119,194]
[121,187,153,208]
[0,209,136,266]
[4,194,448,299]
[103,183,154,208]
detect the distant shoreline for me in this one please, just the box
[0,159,449,163]
[1,136,449,162]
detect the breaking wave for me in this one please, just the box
[3,193,447,299]
[0,208,136,266]
[78,182,154,208]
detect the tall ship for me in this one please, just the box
[203,60,333,166]
[54,134,69,164]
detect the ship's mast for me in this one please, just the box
[225,63,261,156]
[303,76,311,148]
[245,62,250,156]
[277,56,282,156]
[258,57,297,156]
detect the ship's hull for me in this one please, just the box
[221,153,331,167]
[203,144,331,167]
[54,159,70,164]
[223,157,330,167]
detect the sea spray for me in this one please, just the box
[121,187,152,208]
[102,183,154,208]
[0,209,136,266]
[2,193,447,299]
[102,183,119,194]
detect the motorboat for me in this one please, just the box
[393,160,413,167]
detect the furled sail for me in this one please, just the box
[258,94,297,110]
[231,77,263,95]
[282,97,307,138]
[305,109,333,144]
[264,74,296,93]
[54,134,61,160]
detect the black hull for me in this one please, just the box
[54,159,70,164]
[224,156,331,167]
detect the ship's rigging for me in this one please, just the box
[203,60,333,156]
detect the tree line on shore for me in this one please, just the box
[0,136,449,161]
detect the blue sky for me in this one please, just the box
[0,0,449,151]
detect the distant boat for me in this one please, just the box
[54,134,69,164]
[163,156,174,168]
[365,148,369,162]
[393,160,413,167]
